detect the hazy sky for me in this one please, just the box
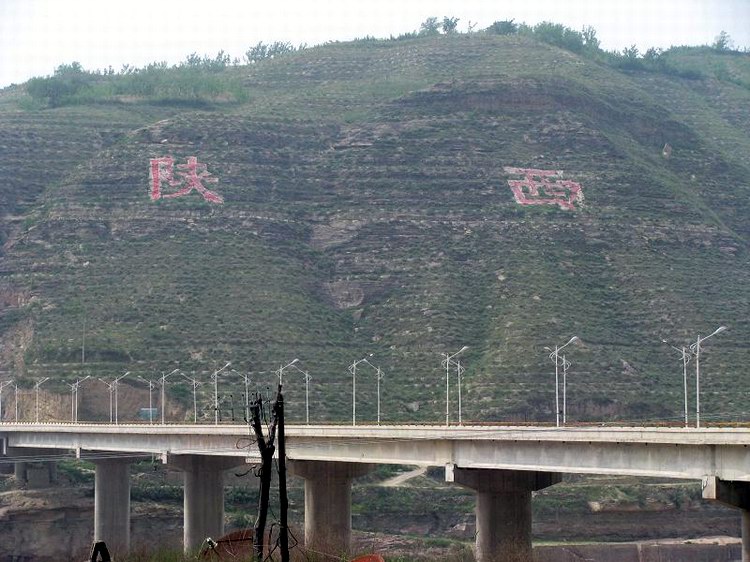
[1,0,748,88]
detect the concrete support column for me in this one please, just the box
[13,461,26,484]
[452,468,561,562]
[94,458,132,556]
[702,477,750,562]
[289,460,373,558]
[168,455,245,553]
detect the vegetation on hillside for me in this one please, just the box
[19,22,748,109]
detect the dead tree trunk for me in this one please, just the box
[250,394,278,562]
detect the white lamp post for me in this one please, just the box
[211,362,231,425]
[545,336,579,427]
[113,371,130,425]
[561,356,571,426]
[180,373,204,423]
[662,339,691,427]
[284,362,312,425]
[456,361,465,425]
[98,378,115,422]
[690,326,727,428]
[442,346,468,426]
[0,380,13,422]
[230,370,253,424]
[276,359,299,386]
[348,357,385,426]
[160,368,181,425]
[66,376,90,423]
[34,378,50,423]
[136,376,157,424]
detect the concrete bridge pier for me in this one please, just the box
[289,460,373,558]
[453,468,561,562]
[169,455,246,553]
[702,476,750,561]
[94,458,132,556]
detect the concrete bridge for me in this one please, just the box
[2,423,750,561]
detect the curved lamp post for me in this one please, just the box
[544,336,578,427]
[180,373,204,424]
[159,368,181,425]
[442,346,468,426]
[662,339,691,427]
[211,362,231,425]
[349,356,385,426]
[284,362,312,425]
[34,378,50,423]
[136,376,158,424]
[65,376,90,423]
[0,380,14,423]
[689,326,727,428]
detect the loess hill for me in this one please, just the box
[0,34,748,425]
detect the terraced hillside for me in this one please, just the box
[1,34,748,424]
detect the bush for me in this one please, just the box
[531,21,585,53]
[487,20,518,35]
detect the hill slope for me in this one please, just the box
[1,34,748,424]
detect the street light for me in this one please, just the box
[136,376,158,424]
[662,339,691,428]
[230,370,252,424]
[276,359,299,386]
[113,371,130,425]
[544,336,579,427]
[211,362,231,425]
[284,362,312,425]
[442,346,468,426]
[456,361,465,425]
[65,376,90,423]
[160,368,181,425]
[690,326,727,428]
[34,378,50,423]
[98,378,116,423]
[180,373,204,424]
[561,356,571,426]
[0,380,13,422]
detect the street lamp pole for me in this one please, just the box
[285,362,311,425]
[98,378,115,423]
[545,336,578,427]
[0,380,13,422]
[137,376,157,424]
[211,362,231,425]
[66,376,90,423]
[180,373,204,424]
[160,368,181,425]
[456,361,465,425]
[349,355,383,426]
[443,346,468,426]
[690,326,727,428]
[562,356,571,426]
[662,340,691,427]
[230,370,252,423]
[276,359,299,386]
[34,378,50,423]
[113,371,130,425]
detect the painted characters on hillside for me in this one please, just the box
[504,167,584,211]
[149,156,224,204]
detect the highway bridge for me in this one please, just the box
[2,423,750,561]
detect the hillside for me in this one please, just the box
[1,33,748,424]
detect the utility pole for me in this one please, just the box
[275,386,290,562]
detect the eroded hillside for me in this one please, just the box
[1,34,748,424]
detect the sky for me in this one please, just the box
[1,0,748,88]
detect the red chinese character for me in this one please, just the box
[149,156,223,204]
[504,167,583,211]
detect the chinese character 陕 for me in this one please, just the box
[149,156,224,204]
